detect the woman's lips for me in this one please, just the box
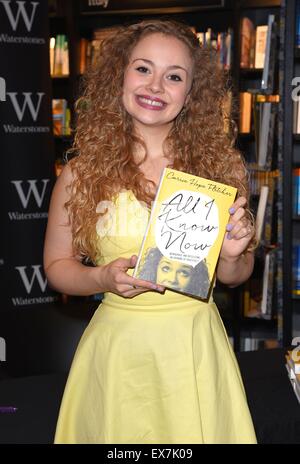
[135,95,167,111]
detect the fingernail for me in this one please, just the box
[226,223,233,231]
[151,284,158,290]
[229,207,235,214]
[227,233,232,240]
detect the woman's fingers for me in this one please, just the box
[229,196,247,215]
[227,218,254,240]
[227,196,254,240]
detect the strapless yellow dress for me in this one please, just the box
[54,191,257,444]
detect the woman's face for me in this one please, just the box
[156,258,192,291]
[122,32,194,131]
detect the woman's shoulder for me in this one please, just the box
[51,159,78,204]
[56,158,76,187]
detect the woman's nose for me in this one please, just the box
[146,73,164,94]
[167,271,178,285]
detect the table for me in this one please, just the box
[0,348,299,444]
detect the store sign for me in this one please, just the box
[0,0,57,309]
[80,0,224,14]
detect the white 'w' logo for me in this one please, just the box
[6,92,44,122]
[11,179,49,208]
[15,265,47,294]
[0,1,39,32]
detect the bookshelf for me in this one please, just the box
[48,0,288,351]
[282,0,300,346]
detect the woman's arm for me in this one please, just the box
[43,164,163,297]
[216,196,255,287]
[43,163,105,296]
[217,251,254,287]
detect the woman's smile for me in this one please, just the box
[135,94,167,110]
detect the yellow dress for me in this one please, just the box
[54,191,257,444]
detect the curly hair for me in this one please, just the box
[65,19,253,263]
[138,247,211,298]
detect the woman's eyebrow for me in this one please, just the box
[132,58,188,74]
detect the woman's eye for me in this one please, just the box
[179,270,191,278]
[135,66,149,73]
[161,266,171,273]
[168,74,182,82]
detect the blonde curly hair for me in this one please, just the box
[65,19,253,263]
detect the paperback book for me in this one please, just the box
[133,168,237,299]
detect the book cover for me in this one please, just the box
[133,168,237,299]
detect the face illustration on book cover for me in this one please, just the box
[138,246,210,298]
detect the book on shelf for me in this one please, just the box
[243,247,277,320]
[257,102,277,168]
[242,337,278,352]
[292,243,300,296]
[52,99,70,136]
[260,247,277,317]
[254,25,268,69]
[296,0,300,48]
[285,349,300,404]
[286,349,300,374]
[239,92,252,133]
[240,16,272,71]
[255,185,269,243]
[293,168,300,216]
[133,168,237,299]
[50,35,69,77]
[240,17,255,68]
[196,27,233,69]
[292,99,300,134]
[249,168,278,246]
[79,27,118,74]
[252,95,278,169]
[261,15,277,93]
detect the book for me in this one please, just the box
[260,247,277,317]
[240,17,255,68]
[133,168,237,299]
[52,99,67,135]
[239,92,252,133]
[286,349,300,374]
[261,15,277,92]
[254,25,268,69]
[255,185,269,243]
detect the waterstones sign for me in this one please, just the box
[8,179,50,220]
[0,0,57,309]
[0,0,45,44]
[2,90,49,134]
[12,264,57,307]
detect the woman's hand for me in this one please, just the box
[99,254,165,298]
[220,196,255,261]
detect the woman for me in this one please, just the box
[44,19,257,444]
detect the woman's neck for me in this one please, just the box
[133,121,172,162]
